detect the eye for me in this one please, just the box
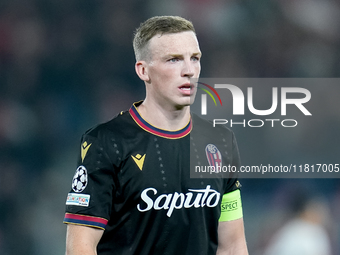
[169,58,180,63]
[191,56,200,62]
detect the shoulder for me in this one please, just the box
[83,110,136,141]
[78,110,139,164]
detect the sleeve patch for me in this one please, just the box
[66,193,90,207]
[63,213,108,230]
[72,166,88,193]
[219,189,243,222]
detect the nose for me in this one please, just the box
[182,59,195,78]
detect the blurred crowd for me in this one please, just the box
[0,0,340,254]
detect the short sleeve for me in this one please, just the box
[63,133,115,230]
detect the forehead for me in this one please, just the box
[148,31,200,57]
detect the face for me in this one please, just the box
[142,31,201,110]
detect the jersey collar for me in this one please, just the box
[129,102,192,139]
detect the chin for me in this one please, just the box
[174,101,191,110]
[179,98,192,107]
[172,95,195,109]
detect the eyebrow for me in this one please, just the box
[192,52,202,56]
[165,52,202,58]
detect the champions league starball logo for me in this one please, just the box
[72,166,88,192]
[195,80,312,128]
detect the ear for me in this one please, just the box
[135,61,150,82]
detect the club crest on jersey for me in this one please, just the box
[72,166,88,193]
[205,144,222,168]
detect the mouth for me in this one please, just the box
[178,83,194,91]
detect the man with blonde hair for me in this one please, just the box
[64,16,248,255]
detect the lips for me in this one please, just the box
[178,83,194,95]
[180,87,191,91]
[179,83,193,90]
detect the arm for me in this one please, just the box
[216,218,248,255]
[65,225,104,255]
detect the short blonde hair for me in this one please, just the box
[133,16,195,61]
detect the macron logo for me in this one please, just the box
[131,154,146,171]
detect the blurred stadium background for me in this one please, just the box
[0,0,340,254]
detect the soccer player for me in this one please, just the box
[64,16,248,255]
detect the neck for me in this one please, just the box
[137,99,190,130]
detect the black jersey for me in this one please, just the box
[64,101,241,255]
